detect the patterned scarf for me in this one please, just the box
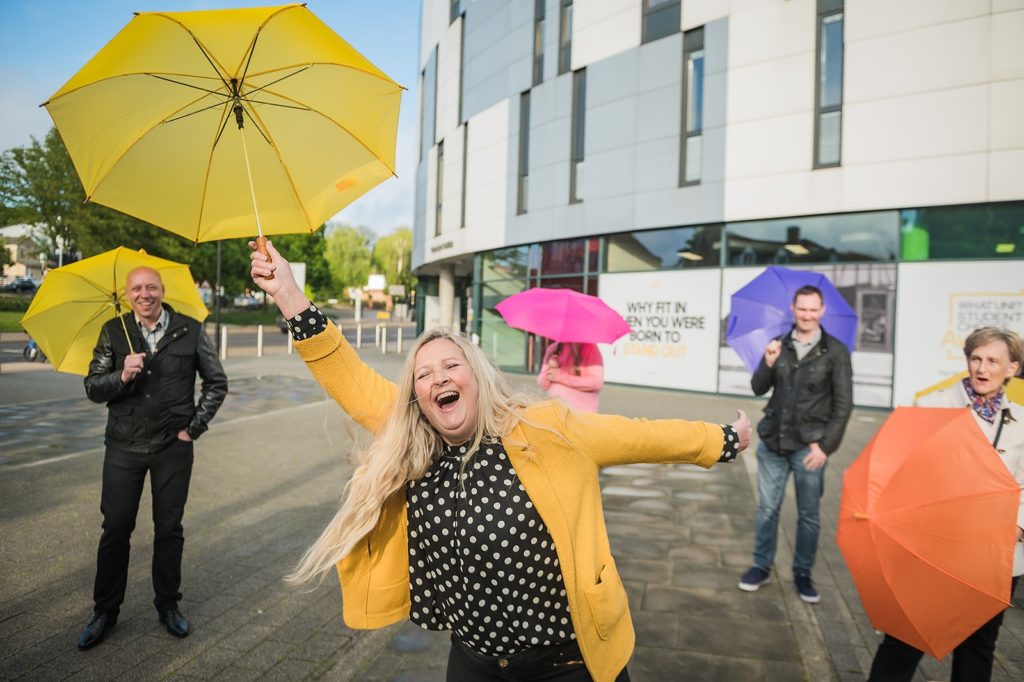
[961,377,1004,424]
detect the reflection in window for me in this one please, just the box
[642,0,680,44]
[900,202,1024,261]
[518,91,530,215]
[570,68,586,204]
[435,140,444,236]
[814,0,844,167]
[533,0,545,86]
[606,226,722,272]
[450,0,461,24]
[559,0,573,75]
[541,239,587,275]
[419,48,437,162]
[482,246,530,281]
[725,212,898,265]
[680,28,704,186]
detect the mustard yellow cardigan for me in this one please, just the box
[296,323,725,682]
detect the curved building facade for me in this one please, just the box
[413,0,1024,407]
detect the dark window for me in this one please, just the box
[450,0,461,24]
[458,15,466,123]
[558,1,573,75]
[517,91,530,215]
[540,238,587,275]
[460,123,468,228]
[642,0,680,44]
[533,0,546,86]
[419,48,437,162]
[814,0,844,167]
[899,202,1024,261]
[435,140,444,236]
[725,211,899,265]
[570,68,586,204]
[606,225,722,272]
[680,27,704,186]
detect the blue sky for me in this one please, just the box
[0,0,421,236]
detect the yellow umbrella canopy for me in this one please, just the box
[20,247,208,376]
[915,371,1024,405]
[43,4,402,242]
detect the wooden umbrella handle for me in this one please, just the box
[256,236,274,281]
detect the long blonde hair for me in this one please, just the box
[287,327,533,586]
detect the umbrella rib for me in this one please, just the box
[164,98,234,126]
[243,104,316,231]
[147,12,232,92]
[241,97,312,112]
[245,61,404,91]
[195,103,235,241]
[229,4,304,78]
[148,73,231,100]
[258,84,399,175]
[50,301,119,370]
[242,65,311,98]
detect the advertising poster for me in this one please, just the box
[718,264,897,408]
[893,261,1024,406]
[598,270,722,392]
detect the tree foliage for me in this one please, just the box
[371,226,414,291]
[324,224,373,292]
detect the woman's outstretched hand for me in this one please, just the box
[731,409,752,452]
[249,239,310,318]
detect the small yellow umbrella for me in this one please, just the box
[915,371,1024,405]
[42,4,402,259]
[20,247,207,376]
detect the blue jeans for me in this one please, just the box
[752,442,825,575]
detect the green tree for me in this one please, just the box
[324,224,373,293]
[372,227,414,292]
[272,230,332,298]
[1,245,13,278]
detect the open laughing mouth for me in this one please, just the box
[435,391,460,411]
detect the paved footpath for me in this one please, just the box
[1,349,1021,681]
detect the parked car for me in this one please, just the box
[1,277,39,293]
[276,314,289,334]
[232,294,262,309]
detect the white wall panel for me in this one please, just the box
[572,0,641,69]
[728,0,813,68]
[435,19,463,141]
[989,151,1024,201]
[419,0,449,67]
[992,10,1024,81]
[725,114,813,179]
[463,100,510,254]
[845,0,988,41]
[843,86,989,165]
[990,80,1024,149]
[842,155,989,211]
[682,0,732,31]
[726,53,813,124]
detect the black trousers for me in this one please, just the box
[446,636,630,682]
[867,576,1020,682]
[92,439,194,617]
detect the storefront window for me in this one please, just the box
[481,246,529,281]
[900,202,1024,261]
[725,211,897,265]
[540,238,587,275]
[606,225,721,272]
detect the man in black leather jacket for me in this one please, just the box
[77,267,227,650]
[737,284,853,605]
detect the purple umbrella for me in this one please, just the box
[726,266,858,373]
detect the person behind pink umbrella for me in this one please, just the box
[537,342,604,413]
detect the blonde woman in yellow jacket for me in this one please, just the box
[250,241,751,682]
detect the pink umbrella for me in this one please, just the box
[494,288,631,344]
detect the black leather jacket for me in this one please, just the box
[751,326,853,455]
[85,304,228,453]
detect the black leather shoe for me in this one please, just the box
[158,608,189,638]
[77,613,116,650]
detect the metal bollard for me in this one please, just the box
[220,326,229,359]
[256,324,264,357]
[356,322,362,348]
[378,324,387,354]
[287,333,293,355]
[396,326,403,354]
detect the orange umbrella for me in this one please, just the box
[836,407,1020,659]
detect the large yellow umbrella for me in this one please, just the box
[20,247,208,376]
[42,4,402,255]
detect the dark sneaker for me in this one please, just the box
[738,566,771,592]
[794,573,820,603]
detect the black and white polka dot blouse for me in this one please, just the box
[406,439,574,656]
[284,303,328,340]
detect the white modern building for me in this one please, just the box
[412,0,1024,407]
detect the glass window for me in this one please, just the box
[482,246,530,281]
[480,277,528,369]
[534,275,586,292]
[642,0,680,44]
[460,123,468,228]
[419,48,437,162]
[559,1,573,75]
[450,0,461,24]
[570,68,586,204]
[435,140,444,236]
[680,28,704,186]
[900,202,1024,261]
[540,238,587,275]
[725,211,898,265]
[518,91,530,215]
[606,225,722,272]
[814,2,843,168]
[533,0,545,86]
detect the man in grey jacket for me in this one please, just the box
[78,267,227,650]
[737,284,853,604]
